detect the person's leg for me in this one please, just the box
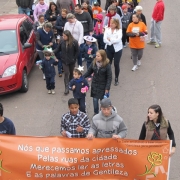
[106,45,114,64]
[69,63,75,81]
[93,98,99,114]
[45,77,51,93]
[18,7,24,14]
[58,59,62,76]
[62,64,69,94]
[131,48,138,65]
[122,29,126,46]
[25,8,31,16]
[114,49,122,85]
[79,97,86,113]
[137,49,144,60]
[149,18,156,43]
[77,44,84,66]
[154,21,162,46]
[50,76,55,90]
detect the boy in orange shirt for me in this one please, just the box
[92,2,102,26]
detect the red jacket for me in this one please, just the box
[152,0,165,22]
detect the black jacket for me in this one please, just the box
[83,62,112,99]
[129,13,147,25]
[16,0,33,8]
[45,9,60,22]
[93,34,105,50]
[69,76,89,99]
[41,58,58,77]
[54,40,79,65]
[55,16,67,36]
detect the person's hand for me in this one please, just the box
[170,147,176,156]
[105,90,109,94]
[107,37,111,41]
[49,42,53,46]
[112,135,120,139]
[135,33,139,36]
[87,134,94,140]
[55,58,58,62]
[61,131,67,137]
[72,85,76,90]
[50,16,52,18]
[76,126,84,132]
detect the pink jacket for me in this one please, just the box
[94,14,103,35]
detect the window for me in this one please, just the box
[20,25,28,45]
[23,19,33,37]
[0,30,18,54]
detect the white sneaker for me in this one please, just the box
[48,90,51,94]
[137,60,141,66]
[43,74,46,80]
[132,65,138,71]
[51,90,55,94]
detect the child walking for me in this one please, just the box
[69,66,89,113]
[92,2,102,26]
[81,35,98,81]
[83,50,112,115]
[121,4,131,47]
[53,35,63,77]
[61,98,90,138]
[41,49,58,94]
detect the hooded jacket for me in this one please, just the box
[88,111,127,138]
[33,3,49,22]
[16,0,33,8]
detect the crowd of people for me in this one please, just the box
[10,0,177,155]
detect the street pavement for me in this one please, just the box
[0,0,180,179]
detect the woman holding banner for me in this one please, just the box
[139,104,176,156]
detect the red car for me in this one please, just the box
[0,14,36,95]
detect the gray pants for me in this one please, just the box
[131,48,144,65]
[150,18,162,44]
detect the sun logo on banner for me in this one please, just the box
[139,152,162,177]
[0,150,11,176]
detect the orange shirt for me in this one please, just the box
[126,21,147,49]
[92,6,102,19]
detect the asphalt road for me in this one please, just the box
[0,0,180,179]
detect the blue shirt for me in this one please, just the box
[0,117,16,135]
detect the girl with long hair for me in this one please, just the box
[83,50,112,115]
[54,30,79,95]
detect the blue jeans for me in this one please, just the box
[18,7,31,16]
[58,59,62,74]
[93,98,100,114]
[45,76,55,90]
[77,43,84,66]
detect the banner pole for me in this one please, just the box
[167,140,172,180]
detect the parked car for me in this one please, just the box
[0,14,36,95]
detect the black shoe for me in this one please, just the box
[114,78,119,86]
[64,90,69,95]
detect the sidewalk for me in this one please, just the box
[0,0,17,15]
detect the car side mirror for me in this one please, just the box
[23,43,32,49]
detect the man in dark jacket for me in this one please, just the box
[74,4,93,68]
[55,15,67,36]
[16,0,33,15]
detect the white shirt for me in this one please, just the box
[103,27,123,52]
[64,20,84,45]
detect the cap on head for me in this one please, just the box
[100,98,112,108]
[94,2,99,6]
[122,4,128,10]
